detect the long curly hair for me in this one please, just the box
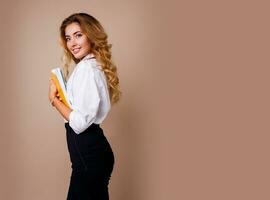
[59,13,121,105]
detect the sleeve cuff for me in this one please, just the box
[69,110,96,134]
[69,111,82,134]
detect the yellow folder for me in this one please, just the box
[51,68,71,109]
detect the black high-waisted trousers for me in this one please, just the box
[65,123,114,200]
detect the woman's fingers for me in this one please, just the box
[49,77,62,101]
[56,93,62,101]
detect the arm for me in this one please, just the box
[68,62,101,134]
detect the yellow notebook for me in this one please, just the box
[51,68,71,109]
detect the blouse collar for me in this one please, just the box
[81,53,95,61]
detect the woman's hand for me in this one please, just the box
[48,76,71,120]
[48,79,58,102]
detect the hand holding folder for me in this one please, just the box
[50,68,71,109]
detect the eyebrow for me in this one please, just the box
[65,31,81,38]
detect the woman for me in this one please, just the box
[48,13,121,200]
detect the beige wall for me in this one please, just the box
[0,0,270,199]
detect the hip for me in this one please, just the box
[65,122,114,169]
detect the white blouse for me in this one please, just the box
[66,53,111,134]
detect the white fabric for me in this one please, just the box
[66,53,111,134]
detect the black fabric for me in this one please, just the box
[65,123,114,200]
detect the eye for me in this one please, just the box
[75,34,82,38]
[65,37,70,41]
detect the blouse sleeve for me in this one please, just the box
[69,61,101,134]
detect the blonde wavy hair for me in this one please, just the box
[59,13,121,105]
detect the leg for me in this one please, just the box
[66,169,111,200]
[66,170,89,200]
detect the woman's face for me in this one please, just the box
[65,22,91,60]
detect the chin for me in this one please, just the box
[74,53,87,60]
[73,54,82,60]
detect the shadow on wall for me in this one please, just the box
[112,91,146,200]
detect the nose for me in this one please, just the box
[69,37,77,47]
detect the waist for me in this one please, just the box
[64,122,100,129]
[65,122,102,134]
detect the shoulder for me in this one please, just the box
[77,58,102,72]
[73,59,104,84]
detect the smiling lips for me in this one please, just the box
[72,48,80,54]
